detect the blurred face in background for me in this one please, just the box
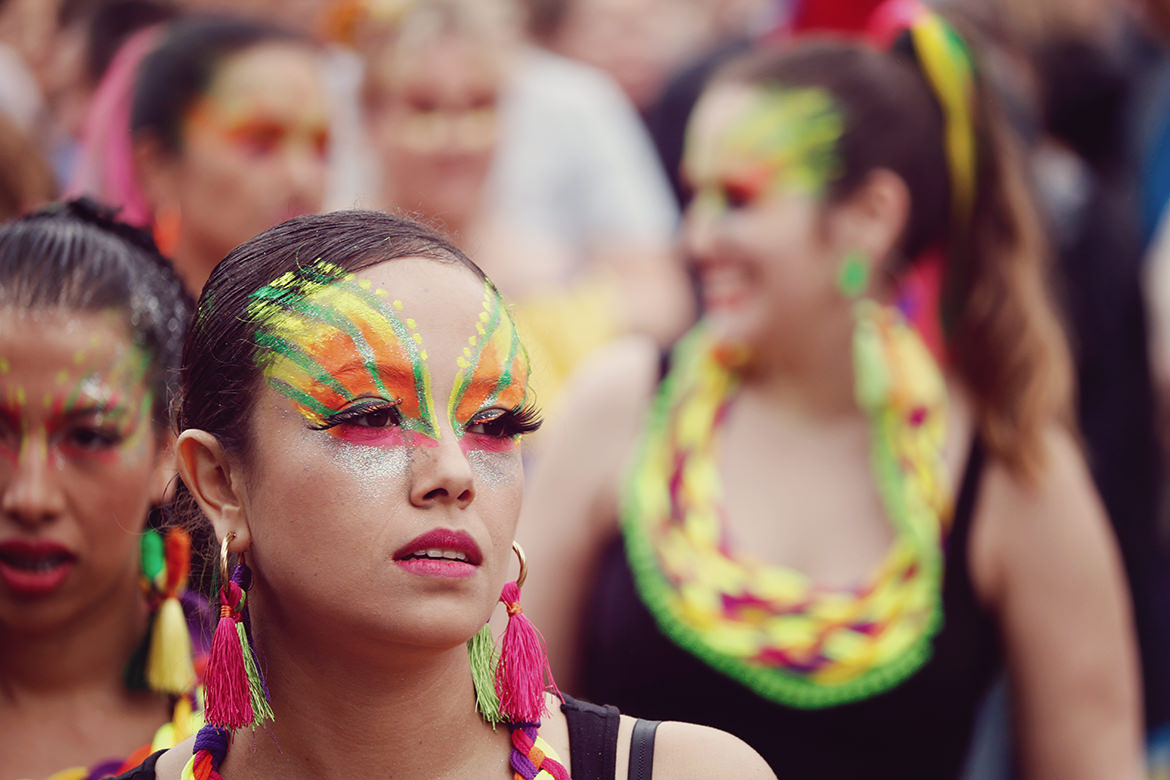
[0,308,168,634]
[158,42,329,285]
[682,83,850,356]
[365,33,504,229]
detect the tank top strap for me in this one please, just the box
[951,435,986,541]
[945,434,988,613]
[561,694,621,780]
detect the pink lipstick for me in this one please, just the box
[392,529,482,579]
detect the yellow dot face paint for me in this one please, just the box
[0,330,154,470]
[684,86,844,215]
[247,261,440,444]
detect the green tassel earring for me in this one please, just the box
[468,623,503,725]
[837,250,871,299]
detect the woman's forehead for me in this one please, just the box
[0,308,149,400]
[248,257,522,405]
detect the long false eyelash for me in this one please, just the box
[471,401,544,438]
[506,401,543,436]
[309,398,403,431]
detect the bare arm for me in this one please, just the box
[645,721,776,780]
[974,430,1144,779]
[519,337,662,692]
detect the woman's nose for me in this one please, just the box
[683,196,721,262]
[408,436,476,510]
[1,439,66,527]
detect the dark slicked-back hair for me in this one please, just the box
[0,197,192,428]
[177,209,487,456]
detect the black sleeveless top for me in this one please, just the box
[110,696,653,780]
[581,437,1000,779]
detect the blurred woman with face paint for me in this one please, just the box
[131,16,330,295]
[0,199,201,780]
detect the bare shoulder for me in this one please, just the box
[150,736,195,780]
[640,720,776,780]
[972,425,1117,608]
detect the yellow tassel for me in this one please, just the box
[146,596,196,694]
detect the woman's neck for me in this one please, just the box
[736,306,858,419]
[226,627,511,780]
[0,571,149,702]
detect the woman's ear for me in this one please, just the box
[175,429,251,549]
[132,133,178,211]
[832,168,911,271]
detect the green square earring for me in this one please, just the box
[837,250,871,299]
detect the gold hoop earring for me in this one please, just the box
[219,530,236,585]
[512,540,528,589]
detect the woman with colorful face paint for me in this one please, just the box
[520,7,1145,780]
[112,210,773,780]
[0,199,203,780]
[131,16,330,296]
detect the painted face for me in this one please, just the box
[0,308,167,632]
[239,257,536,651]
[682,84,847,356]
[366,36,502,228]
[172,42,329,289]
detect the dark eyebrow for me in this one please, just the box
[333,360,418,388]
[459,374,507,401]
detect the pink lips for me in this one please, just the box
[392,529,482,579]
[0,538,77,597]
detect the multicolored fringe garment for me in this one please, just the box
[621,307,951,709]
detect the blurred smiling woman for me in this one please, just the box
[521,6,1145,779]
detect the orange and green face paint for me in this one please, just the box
[685,86,844,216]
[247,261,537,458]
[247,261,440,447]
[448,282,530,455]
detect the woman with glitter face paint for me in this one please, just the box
[0,199,202,780]
[520,6,1145,779]
[111,210,773,780]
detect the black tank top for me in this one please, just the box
[581,437,999,779]
[112,696,650,780]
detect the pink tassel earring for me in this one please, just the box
[494,542,559,725]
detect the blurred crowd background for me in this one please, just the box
[3,0,1170,776]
